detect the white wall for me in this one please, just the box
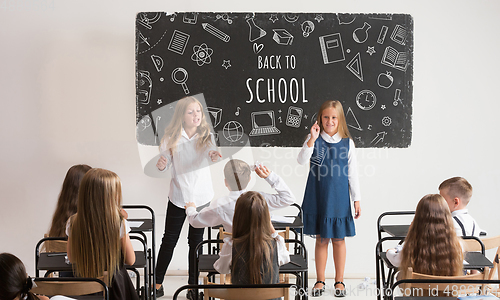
[1,0,500,280]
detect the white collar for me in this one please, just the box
[320,131,342,143]
[451,208,468,216]
[181,127,198,140]
[228,189,246,199]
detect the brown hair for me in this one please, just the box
[48,164,92,237]
[439,177,473,205]
[315,100,351,139]
[68,168,124,286]
[224,159,251,191]
[399,194,463,279]
[0,253,40,300]
[159,96,213,154]
[231,191,275,284]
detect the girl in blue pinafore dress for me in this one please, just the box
[297,101,361,298]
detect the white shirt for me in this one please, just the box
[66,217,131,238]
[213,232,291,274]
[186,171,295,233]
[452,209,484,237]
[297,132,361,202]
[160,128,217,208]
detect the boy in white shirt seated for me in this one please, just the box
[184,159,295,233]
[439,177,485,237]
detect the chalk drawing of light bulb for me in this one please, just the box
[353,22,372,43]
[301,20,315,38]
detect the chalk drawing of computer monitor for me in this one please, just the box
[249,110,281,136]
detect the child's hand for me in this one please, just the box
[255,164,271,179]
[310,121,320,140]
[185,202,196,209]
[208,150,222,162]
[156,155,168,171]
[354,201,361,219]
[307,121,320,147]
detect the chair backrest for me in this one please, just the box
[204,285,288,300]
[31,277,108,299]
[481,235,500,280]
[403,267,489,297]
[42,234,68,253]
[461,236,485,253]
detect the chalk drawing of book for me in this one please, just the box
[249,111,281,136]
[381,46,408,72]
[318,33,345,64]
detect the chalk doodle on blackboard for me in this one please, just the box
[377,25,389,44]
[171,67,189,94]
[168,30,190,55]
[249,111,281,136]
[382,116,392,127]
[191,43,213,66]
[346,52,364,81]
[377,71,394,89]
[137,70,152,105]
[216,13,233,24]
[223,121,244,142]
[391,25,407,45]
[202,23,231,42]
[247,17,266,42]
[356,90,377,111]
[353,22,371,43]
[338,14,356,25]
[346,107,363,131]
[135,12,414,148]
[301,21,315,38]
[319,33,345,64]
[183,12,198,24]
[222,60,231,69]
[272,29,294,45]
[286,106,303,128]
[253,43,264,54]
[269,14,279,23]
[207,107,222,127]
[283,14,300,23]
[381,46,408,71]
[151,54,164,72]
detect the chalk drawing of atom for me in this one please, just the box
[191,43,213,66]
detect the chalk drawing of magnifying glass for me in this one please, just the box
[171,67,189,94]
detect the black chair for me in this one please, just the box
[194,238,308,300]
[173,283,297,300]
[32,277,109,300]
[123,204,156,300]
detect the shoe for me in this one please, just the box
[154,285,164,298]
[186,289,200,300]
[312,281,326,297]
[334,281,346,297]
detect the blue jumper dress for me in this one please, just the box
[302,136,356,239]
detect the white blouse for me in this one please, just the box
[213,232,291,274]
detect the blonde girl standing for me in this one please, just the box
[297,100,361,297]
[154,96,221,299]
[66,168,138,300]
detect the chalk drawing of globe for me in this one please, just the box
[223,121,244,142]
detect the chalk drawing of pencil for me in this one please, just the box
[202,23,230,42]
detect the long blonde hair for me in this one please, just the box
[316,100,351,139]
[399,194,463,279]
[159,96,213,153]
[69,168,124,286]
[231,191,275,284]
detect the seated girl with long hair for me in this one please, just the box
[387,194,463,279]
[214,191,290,286]
[66,168,139,300]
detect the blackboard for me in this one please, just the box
[136,12,413,148]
